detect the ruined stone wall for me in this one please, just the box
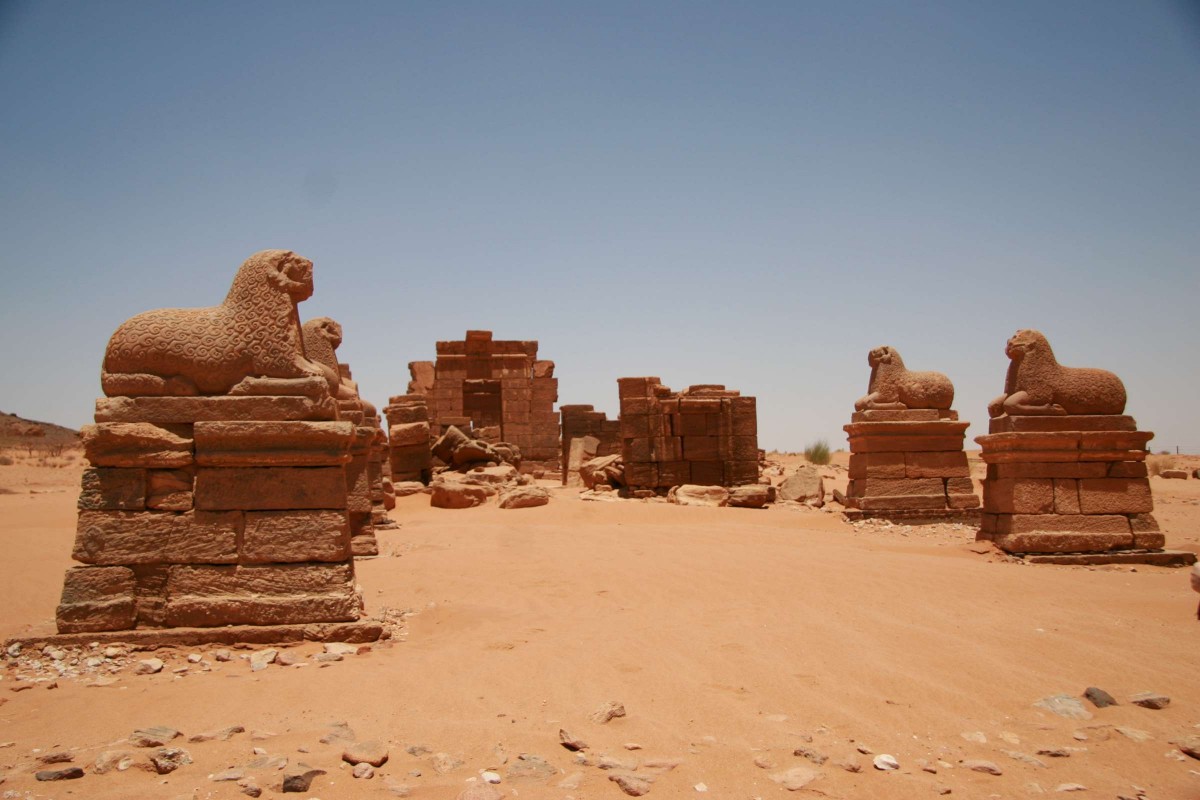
[560,404,621,485]
[617,378,758,490]
[417,330,560,470]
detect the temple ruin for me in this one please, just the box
[617,378,759,491]
[403,330,560,472]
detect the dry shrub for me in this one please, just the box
[804,439,832,466]
[1147,454,1177,477]
[0,454,13,466]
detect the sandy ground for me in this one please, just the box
[1,453,1199,799]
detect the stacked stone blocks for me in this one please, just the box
[618,378,758,490]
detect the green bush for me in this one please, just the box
[803,439,831,466]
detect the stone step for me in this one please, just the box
[1021,550,1197,567]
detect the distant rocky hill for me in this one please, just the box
[0,411,80,447]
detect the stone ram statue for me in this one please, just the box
[101,250,333,397]
[987,329,1126,417]
[855,345,954,411]
[301,316,377,415]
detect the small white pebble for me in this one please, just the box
[482,771,501,784]
[694,783,708,792]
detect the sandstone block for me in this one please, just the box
[679,397,722,413]
[73,511,240,565]
[1078,478,1153,514]
[146,469,193,511]
[848,477,944,497]
[164,563,360,627]
[988,415,1136,434]
[385,405,428,426]
[992,531,1134,554]
[624,462,659,487]
[82,423,193,468]
[729,484,772,508]
[852,409,956,422]
[194,467,348,510]
[619,415,650,439]
[241,511,350,563]
[498,486,550,509]
[730,436,758,461]
[987,462,1108,480]
[983,479,1054,514]
[1132,531,1166,549]
[675,413,707,437]
[1079,430,1154,452]
[618,377,659,398]
[430,483,492,509]
[778,466,824,503]
[623,437,655,463]
[1130,513,1160,532]
[849,435,967,453]
[683,436,720,461]
[658,460,691,486]
[1160,469,1188,480]
[56,566,137,633]
[947,493,981,509]
[904,451,970,478]
[731,414,757,436]
[669,484,729,507]
[848,452,905,479]
[724,460,759,486]
[995,513,1132,535]
[975,431,1081,454]
[1108,461,1148,478]
[1053,479,1081,514]
[95,395,338,423]
[192,421,352,467]
[945,477,975,495]
[78,469,146,510]
[855,494,948,510]
[730,396,756,414]
[843,420,969,438]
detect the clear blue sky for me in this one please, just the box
[1,1,1198,451]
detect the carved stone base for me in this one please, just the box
[1021,550,1196,567]
[839,505,981,525]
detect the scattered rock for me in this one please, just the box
[855,744,873,755]
[319,721,356,744]
[281,764,325,792]
[214,649,232,662]
[324,642,364,656]
[1003,750,1048,768]
[276,651,302,667]
[37,751,73,764]
[482,770,502,783]
[753,754,775,769]
[134,657,164,675]
[873,754,899,771]
[590,700,627,724]
[249,649,278,671]
[343,740,389,767]
[352,762,375,779]
[149,747,192,774]
[1037,748,1072,758]
[793,746,827,765]
[432,751,464,774]
[211,768,245,781]
[499,485,550,509]
[960,731,987,744]
[597,754,638,770]
[1129,692,1169,710]
[610,770,654,796]
[1083,687,1117,708]
[94,749,135,773]
[695,782,708,792]
[508,752,557,780]
[770,765,820,790]
[383,776,412,796]
[729,483,773,508]
[405,744,431,757]
[963,759,1003,776]
[431,481,492,509]
[1172,735,1200,760]
[624,742,643,751]
[1114,726,1152,742]
[247,755,288,770]
[189,725,245,743]
[35,767,84,781]
[1056,784,1087,792]
[1035,694,1093,720]
[642,758,681,774]
[778,465,824,505]
[238,777,262,797]
[668,484,730,507]
[130,726,182,747]
[834,756,862,773]
[559,729,588,751]
[916,758,937,774]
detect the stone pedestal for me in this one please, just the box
[976,415,1194,564]
[346,423,379,557]
[55,395,376,642]
[836,409,981,522]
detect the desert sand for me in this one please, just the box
[1,452,1199,799]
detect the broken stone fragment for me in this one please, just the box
[130,726,181,747]
[590,700,627,724]
[35,767,85,781]
[149,747,192,774]
[1129,691,1169,709]
[281,764,325,792]
[342,740,389,767]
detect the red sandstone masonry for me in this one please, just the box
[617,379,759,490]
